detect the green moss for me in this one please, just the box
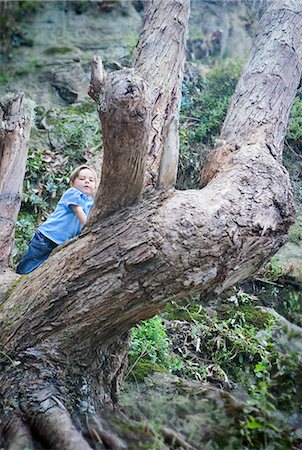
[218,304,271,330]
[0,71,11,84]
[44,46,74,55]
[162,301,208,323]
[128,357,168,382]
[287,97,302,142]
[15,59,42,76]
[6,277,23,297]
[64,99,97,115]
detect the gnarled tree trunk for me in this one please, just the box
[0,0,301,448]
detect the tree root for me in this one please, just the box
[84,413,126,449]
[87,422,126,450]
[2,414,33,450]
[23,396,93,450]
[160,426,196,450]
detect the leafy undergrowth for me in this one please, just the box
[177,60,302,195]
[122,285,302,449]
[177,59,243,190]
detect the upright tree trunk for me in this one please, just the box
[0,0,301,448]
[88,0,190,220]
[0,93,32,268]
[134,0,189,190]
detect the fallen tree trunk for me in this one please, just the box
[0,0,301,448]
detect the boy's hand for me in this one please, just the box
[71,205,87,225]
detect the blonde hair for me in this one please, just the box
[69,165,97,185]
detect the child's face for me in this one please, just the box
[71,168,96,196]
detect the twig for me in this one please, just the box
[254,277,284,288]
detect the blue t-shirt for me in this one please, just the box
[38,187,94,244]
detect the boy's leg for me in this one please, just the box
[16,230,57,275]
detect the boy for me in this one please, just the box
[16,165,97,274]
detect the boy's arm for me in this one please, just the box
[71,205,87,225]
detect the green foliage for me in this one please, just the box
[164,299,274,384]
[287,97,302,142]
[126,291,301,448]
[0,70,11,84]
[129,316,171,368]
[284,93,302,202]
[239,325,299,449]
[166,297,301,447]
[128,316,175,381]
[177,59,243,188]
[289,227,302,243]
[257,257,285,283]
[288,214,302,243]
[180,59,243,145]
[280,291,302,326]
[13,212,37,261]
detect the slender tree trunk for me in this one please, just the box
[88,0,190,220]
[0,93,32,268]
[134,0,189,189]
[0,0,300,448]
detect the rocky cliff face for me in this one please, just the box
[1,1,141,105]
[0,0,263,107]
[188,0,263,61]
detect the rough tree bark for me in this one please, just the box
[134,0,189,189]
[0,93,32,268]
[0,0,301,448]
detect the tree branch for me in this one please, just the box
[1,144,294,361]
[88,65,152,219]
[134,0,190,189]
[220,0,302,161]
[88,56,106,103]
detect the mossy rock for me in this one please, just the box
[162,301,208,323]
[128,357,168,382]
[217,304,271,329]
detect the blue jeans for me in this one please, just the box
[16,230,58,274]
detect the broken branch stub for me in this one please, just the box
[88,59,152,220]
